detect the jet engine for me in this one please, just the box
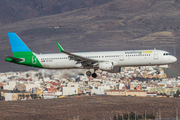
[99,62,113,70]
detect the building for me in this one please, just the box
[26,83,37,92]
[106,90,126,96]
[43,91,56,99]
[15,82,26,91]
[0,82,3,89]
[5,93,18,101]
[4,93,32,101]
[106,90,147,96]
[91,86,111,95]
[147,92,157,97]
[62,87,79,95]
[3,81,16,90]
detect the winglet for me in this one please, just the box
[56,42,65,52]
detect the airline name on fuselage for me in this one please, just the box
[125,50,153,55]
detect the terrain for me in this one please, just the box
[0,0,180,76]
[0,95,179,120]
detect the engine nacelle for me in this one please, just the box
[107,67,121,73]
[99,62,113,71]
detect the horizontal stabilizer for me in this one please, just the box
[5,56,24,62]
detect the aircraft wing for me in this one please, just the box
[56,42,99,68]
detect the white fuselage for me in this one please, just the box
[35,49,177,70]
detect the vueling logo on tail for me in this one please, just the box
[32,55,37,64]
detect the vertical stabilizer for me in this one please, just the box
[7,32,31,57]
[6,32,43,68]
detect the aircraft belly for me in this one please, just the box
[57,61,75,68]
[120,57,150,66]
[41,61,75,69]
[150,59,164,65]
[41,62,50,68]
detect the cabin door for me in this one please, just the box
[154,50,158,60]
[119,53,124,61]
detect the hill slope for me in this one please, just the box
[0,0,111,24]
[0,0,180,76]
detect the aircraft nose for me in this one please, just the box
[172,56,177,63]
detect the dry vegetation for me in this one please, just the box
[0,95,180,120]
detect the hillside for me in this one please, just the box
[0,0,180,76]
[0,0,111,24]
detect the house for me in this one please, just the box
[147,92,157,97]
[106,90,147,96]
[91,86,111,95]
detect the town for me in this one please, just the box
[0,66,180,101]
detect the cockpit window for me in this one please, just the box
[163,53,171,56]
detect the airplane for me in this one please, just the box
[5,32,177,78]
